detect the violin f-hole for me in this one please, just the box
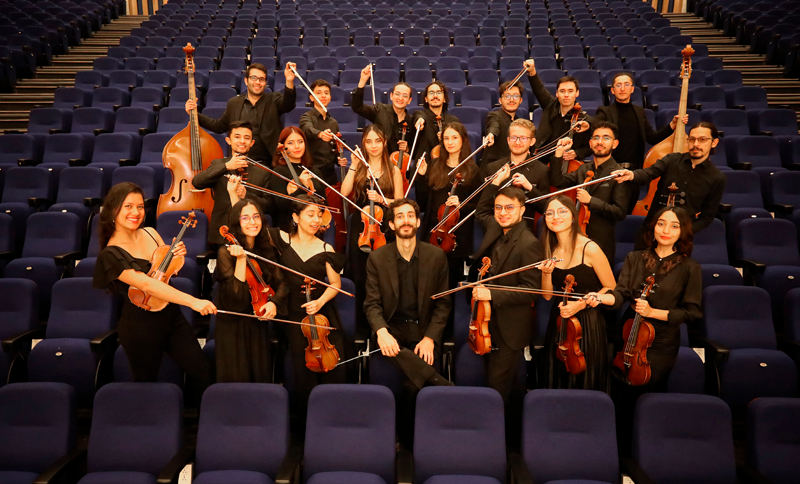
[171,178,187,203]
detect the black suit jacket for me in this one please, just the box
[473,184,543,351]
[364,241,452,344]
[595,103,672,168]
[192,157,276,246]
[483,156,551,214]
[351,87,415,155]
[528,73,594,162]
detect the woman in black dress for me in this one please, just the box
[92,182,214,388]
[267,195,350,420]
[213,175,288,383]
[417,122,481,289]
[539,195,616,392]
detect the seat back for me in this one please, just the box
[692,219,728,264]
[46,278,117,339]
[702,286,777,350]
[156,210,209,257]
[0,279,38,338]
[55,167,104,204]
[22,212,81,258]
[736,218,800,267]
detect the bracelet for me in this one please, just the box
[349,167,357,172]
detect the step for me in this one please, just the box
[34,69,85,80]
[0,116,31,131]
[0,101,52,111]
[15,84,73,94]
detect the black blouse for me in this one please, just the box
[214,244,289,316]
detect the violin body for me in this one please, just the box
[128,245,185,312]
[577,170,594,235]
[468,257,493,355]
[556,316,587,375]
[325,185,349,253]
[219,226,277,318]
[301,279,340,373]
[358,205,386,252]
[430,204,459,253]
[613,317,655,386]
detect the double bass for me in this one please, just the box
[429,174,463,253]
[577,170,594,235]
[219,225,276,318]
[468,257,493,355]
[556,274,586,375]
[128,212,196,311]
[633,45,694,216]
[613,276,656,386]
[158,44,222,216]
[358,175,386,252]
[300,278,340,373]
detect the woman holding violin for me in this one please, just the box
[213,177,288,383]
[267,195,349,423]
[92,182,215,389]
[540,195,615,392]
[417,122,481,289]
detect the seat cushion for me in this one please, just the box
[307,471,387,484]
[77,471,157,484]
[0,470,40,484]
[193,470,273,484]
[423,476,502,484]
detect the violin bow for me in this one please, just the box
[300,166,382,225]
[404,152,425,199]
[216,310,337,330]
[244,157,318,199]
[431,258,563,299]
[447,138,490,176]
[462,283,601,300]
[289,65,327,113]
[406,123,421,175]
[335,348,382,367]
[369,63,376,105]
[525,174,617,205]
[232,247,354,297]
[330,132,367,164]
[226,175,341,213]
[503,67,527,95]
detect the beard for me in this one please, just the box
[395,224,418,240]
[591,146,612,158]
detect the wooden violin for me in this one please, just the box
[613,276,656,386]
[390,121,411,174]
[219,225,276,318]
[324,133,349,252]
[358,175,386,252]
[634,45,694,216]
[301,278,340,373]
[429,173,463,253]
[556,274,586,375]
[129,212,196,311]
[468,257,493,355]
[577,170,594,235]
[555,103,586,204]
[158,44,222,217]
[278,143,333,230]
[431,114,443,160]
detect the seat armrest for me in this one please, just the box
[766,203,793,215]
[274,445,303,484]
[717,130,725,137]
[508,453,534,484]
[90,329,118,354]
[155,448,194,484]
[777,335,800,357]
[18,158,41,166]
[620,456,655,484]
[2,328,46,354]
[68,158,89,167]
[28,197,53,208]
[692,336,730,362]
[54,250,84,268]
[0,251,16,262]
[650,103,658,111]
[138,127,154,136]
[788,164,800,171]
[48,129,66,134]
[84,197,102,208]
[733,162,752,170]
[4,129,23,134]
[690,103,701,111]
[33,447,88,484]
[195,250,216,266]
[118,159,137,167]
[734,258,767,274]
[93,129,111,136]
[396,445,414,484]
[718,203,732,214]
[758,131,773,136]
[734,104,746,110]
[736,465,773,484]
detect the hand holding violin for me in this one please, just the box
[634,298,654,318]
[559,299,587,318]
[445,195,459,207]
[171,240,187,257]
[576,188,591,204]
[301,298,323,315]
[225,153,249,171]
[366,189,382,203]
[337,156,348,167]
[397,139,408,153]
[227,244,246,260]
[258,301,277,319]
[492,164,511,186]
[575,120,591,133]
[472,285,492,301]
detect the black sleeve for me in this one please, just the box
[691,172,725,234]
[215,246,252,308]
[476,183,500,231]
[588,179,630,221]
[364,252,388,333]
[351,87,379,123]
[528,73,556,109]
[93,247,141,291]
[549,156,581,189]
[611,252,638,309]
[667,260,703,328]
[197,100,232,134]
[645,115,674,146]
[192,158,229,189]
[276,87,297,115]
[489,237,543,307]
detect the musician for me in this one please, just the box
[299,79,348,186]
[595,72,687,213]
[214,178,288,383]
[269,126,328,232]
[352,66,416,155]
[93,182,214,390]
[481,79,524,167]
[472,185,543,402]
[186,62,297,166]
[411,81,461,166]
[417,121,481,289]
[613,122,726,247]
[549,122,631,263]
[538,196,616,392]
[483,118,550,215]
[524,59,592,164]
[193,121,277,247]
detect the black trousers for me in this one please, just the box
[484,319,522,403]
[382,319,439,389]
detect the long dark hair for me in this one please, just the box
[429,122,478,190]
[643,206,694,272]
[99,182,146,249]
[274,126,313,168]
[541,195,581,265]
[227,199,284,285]
[288,194,325,236]
[352,124,396,199]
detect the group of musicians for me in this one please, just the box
[92,58,723,443]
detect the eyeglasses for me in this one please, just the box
[590,135,614,142]
[544,208,571,219]
[240,214,262,224]
[687,136,712,144]
[502,94,521,101]
[247,76,267,83]
[613,82,633,89]
[494,204,519,213]
[427,90,444,97]
[509,136,531,143]
[393,92,411,99]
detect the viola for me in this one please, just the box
[429,173,463,253]
[300,278,340,373]
[158,44,222,217]
[129,212,197,311]
[613,276,657,386]
[634,45,694,216]
[278,143,333,230]
[358,175,386,252]
[577,170,594,235]
[468,257,493,355]
[219,225,276,318]
[390,121,411,176]
[430,114,443,160]
[555,274,586,375]
[324,133,349,252]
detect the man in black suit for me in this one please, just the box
[482,79,524,167]
[364,198,454,389]
[472,185,543,402]
[185,62,297,166]
[549,121,630,263]
[192,121,275,246]
[352,66,416,155]
[411,80,460,165]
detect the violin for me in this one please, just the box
[219,225,276,317]
[278,143,333,230]
[429,173,463,253]
[558,103,586,204]
[301,278,340,373]
[390,121,411,175]
[577,170,594,235]
[129,212,197,311]
[430,114,443,160]
[358,175,386,252]
[664,182,686,208]
[324,133,349,252]
[555,274,586,375]
[468,257,493,355]
[613,276,657,386]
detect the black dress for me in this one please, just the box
[544,242,610,393]
[267,161,327,232]
[93,244,210,386]
[213,245,288,383]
